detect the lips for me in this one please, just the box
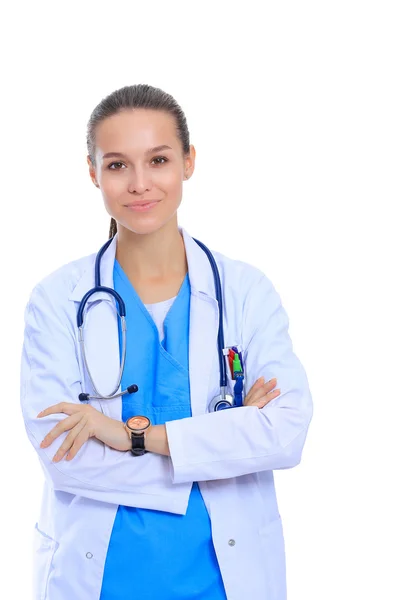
[125,200,160,207]
[125,200,160,213]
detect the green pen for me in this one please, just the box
[233,353,243,379]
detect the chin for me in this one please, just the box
[120,216,177,236]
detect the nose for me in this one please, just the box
[127,166,153,194]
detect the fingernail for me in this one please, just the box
[258,376,265,383]
[268,378,277,383]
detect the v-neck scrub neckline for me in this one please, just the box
[99,258,228,599]
[113,259,188,335]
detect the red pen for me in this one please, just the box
[228,349,235,378]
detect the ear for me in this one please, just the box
[87,155,100,188]
[184,144,196,180]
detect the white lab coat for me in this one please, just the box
[20,226,313,600]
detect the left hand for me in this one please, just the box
[37,403,131,462]
[243,377,280,408]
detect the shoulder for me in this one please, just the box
[211,247,275,297]
[27,251,96,306]
[209,247,283,335]
[208,246,285,347]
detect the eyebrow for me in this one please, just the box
[102,145,173,160]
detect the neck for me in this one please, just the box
[115,220,188,280]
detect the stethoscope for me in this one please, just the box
[77,236,244,411]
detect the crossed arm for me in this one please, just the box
[37,375,280,461]
[21,278,312,512]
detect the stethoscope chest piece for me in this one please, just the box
[208,391,235,412]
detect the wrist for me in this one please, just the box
[121,422,132,452]
[145,424,170,456]
[124,416,152,456]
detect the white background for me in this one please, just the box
[1,1,399,598]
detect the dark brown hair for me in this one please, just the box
[86,84,191,238]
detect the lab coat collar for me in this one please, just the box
[68,226,216,304]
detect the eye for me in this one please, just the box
[152,156,168,165]
[108,162,126,170]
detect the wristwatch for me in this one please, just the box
[124,416,152,456]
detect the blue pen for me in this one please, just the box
[232,352,244,407]
[233,375,244,407]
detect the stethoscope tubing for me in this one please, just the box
[77,235,235,407]
[191,237,227,389]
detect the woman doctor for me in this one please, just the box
[20,83,313,600]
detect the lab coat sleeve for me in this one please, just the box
[165,273,313,483]
[20,284,191,514]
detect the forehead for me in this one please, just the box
[95,109,178,153]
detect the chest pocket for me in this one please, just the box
[208,342,245,404]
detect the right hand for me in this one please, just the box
[243,377,280,409]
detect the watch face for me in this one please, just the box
[127,416,150,431]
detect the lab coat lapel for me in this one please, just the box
[181,229,219,416]
[68,235,122,418]
[187,292,219,415]
[68,228,219,419]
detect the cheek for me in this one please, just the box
[99,175,127,208]
[164,177,183,204]
[156,166,182,189]
[100,173,124,195]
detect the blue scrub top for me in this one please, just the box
[99,260,227,600]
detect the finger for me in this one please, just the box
[248,379,278,404]
[248,377,277,399]
[256,389,281,408]
[265,378,277,389]
[40,413,82,448]
[251,377,266,391]
[245,377,267,404]
[66,426,91,461]
[53,418,88,462]
[246,385,280,408]
[37,402,78,418]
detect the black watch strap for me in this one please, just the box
[130,432,147,456]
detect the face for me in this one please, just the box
[87,109,195,236]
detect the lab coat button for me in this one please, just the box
[86,552,93,559]
[228,539,236,546]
